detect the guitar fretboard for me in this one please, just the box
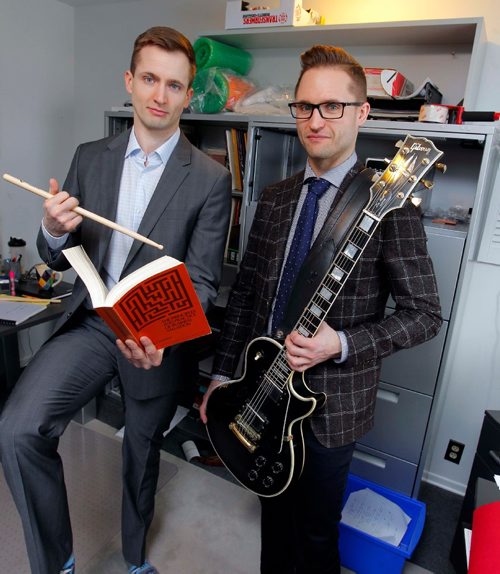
[269,209,379,392]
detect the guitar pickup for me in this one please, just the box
[229,414,262,452]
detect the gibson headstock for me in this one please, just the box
[367,135,445,219]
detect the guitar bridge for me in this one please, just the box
[229,415,261,452]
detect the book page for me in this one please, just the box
[63,246,108,308]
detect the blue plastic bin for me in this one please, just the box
[339,474,426,574]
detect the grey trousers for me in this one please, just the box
[0,312,177,574]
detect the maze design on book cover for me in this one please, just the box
[120,269,194,330]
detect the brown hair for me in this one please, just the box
[130,27,196,87]
[295,45,367,101]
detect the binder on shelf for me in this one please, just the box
[224,196,242,265]
[225,128,247,192]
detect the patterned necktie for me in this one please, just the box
[272,177,331,334]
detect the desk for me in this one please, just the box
[0,300,69,400]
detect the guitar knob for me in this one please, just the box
[255,455,266,467]
[248,469,258,481]
[263,476,274,488]
[271,462,284,474]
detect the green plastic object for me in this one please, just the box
[193,37,252,76]
[191,68,229,114]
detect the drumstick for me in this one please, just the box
[2,173,164,251]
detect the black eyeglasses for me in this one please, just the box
[288,101,364,119]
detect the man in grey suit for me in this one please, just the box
[201,45,442,574]
[0,27,231,574]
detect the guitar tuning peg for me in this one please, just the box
[436,162,447,174]
[371,173,380,182]
[384,158,391,164]
[410,196,423,207]
[421,179,434,190]
[395,140,404,148]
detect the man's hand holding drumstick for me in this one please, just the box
[43,178,84,236]
[5,173,164,369]
[3,173,163,250]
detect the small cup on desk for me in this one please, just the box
[35,263,63,291]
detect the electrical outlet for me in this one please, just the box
[444,439,465,464]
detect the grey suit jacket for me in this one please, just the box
[37,129,232,399]
[212,166,442,447]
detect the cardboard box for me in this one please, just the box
[339,474,426,574]
[225,0,316,29]
[365,68,414,99]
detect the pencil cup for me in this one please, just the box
[8,259,22,281]
[8,236,26,275]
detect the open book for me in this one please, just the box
[63,246,211,350]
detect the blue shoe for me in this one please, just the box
[128,562,158,574]
[60,554,75,574]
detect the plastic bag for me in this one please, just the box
[190,68,256,114]
[233,85,294,115]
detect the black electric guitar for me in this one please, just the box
[206,135,445,497]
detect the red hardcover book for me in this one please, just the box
[63,245,211,350]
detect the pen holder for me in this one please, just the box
[8,236,26,275]
[8,259,22,281]
[35,263,63,290]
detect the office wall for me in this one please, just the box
[0,0,75,269]
[0,0,76,361]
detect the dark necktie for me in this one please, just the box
[272,177,331,334]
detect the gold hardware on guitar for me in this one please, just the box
[229,421,258,453]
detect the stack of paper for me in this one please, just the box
[0,301,46,326]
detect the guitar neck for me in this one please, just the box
[293,208,379,339]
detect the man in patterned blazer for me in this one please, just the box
[201,45,442,574]
[0,27,231,574]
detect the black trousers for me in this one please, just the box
[0,312,177,574]
[260,423,355,574]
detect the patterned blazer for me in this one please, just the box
[212,164,442,447]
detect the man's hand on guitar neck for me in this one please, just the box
[285,322,342,373]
